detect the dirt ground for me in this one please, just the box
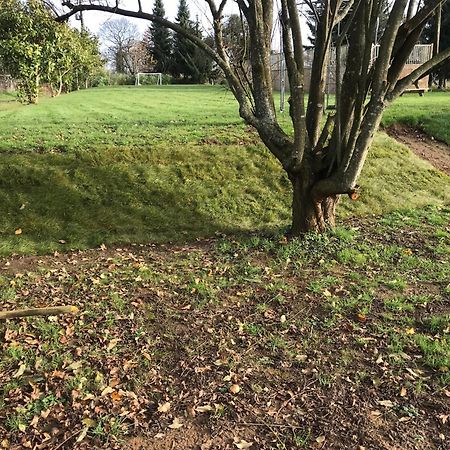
[386,123,450,176]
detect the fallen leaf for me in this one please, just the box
[438,414,448,424]
[14,228,22,235]
[157,402,171,413]
[67,361,83,372]
[76,427,88,443]
[234,440,253,449]
[30,416,39,427]
[107,338,120,351]
[316,436,326,444]
[13,364,26,378]
[377,400,395,408]
[82,418,96,428]
[18,423,26,432]
[229,384,241,394]
[168,417,183,429]
[111,391,122,402]
[400,387,407,397]
[280,314,287,323]
[357,312,367,323]
[1,439,9,448]
[195,404,213,413]
[101,386,114,397]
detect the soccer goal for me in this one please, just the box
[135,73,163,86]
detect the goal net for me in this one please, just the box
[135,73,163,86]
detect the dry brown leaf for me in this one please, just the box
[400,387,407,397]
[101,386,114,397]
[234,440,253,449]
[357,312,367,323]
[76,427,88,443]
[168,417,183,429]
[157,402,171,413]
[30,416,39,427]
[14,228,22,235]
[107,338,120,351]
[13,364,26,378]
[377,400,394,408]
[438,414,448,424]
[229,384,241,394]
[111,391,122,402]
[195,405,213,413]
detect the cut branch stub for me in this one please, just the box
[348,186,360,201]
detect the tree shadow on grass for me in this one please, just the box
[0,152,290,255]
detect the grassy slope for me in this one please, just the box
[0,86,449,255]
[382,91,450,145]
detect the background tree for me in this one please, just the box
[145,0,172,74]
[171,0,196,79]
[99,18,141,73]
[171,0,212,82]
[59,0,450,235]
[0,0,101,103]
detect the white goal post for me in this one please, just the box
[135,72,163,86]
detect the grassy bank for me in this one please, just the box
[0,86,449,255]
[382,91,450,145]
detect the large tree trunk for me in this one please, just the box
[289,172,338,235]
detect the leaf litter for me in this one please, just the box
[1,208,450,449]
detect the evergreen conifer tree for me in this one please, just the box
[171,0,197,79]
[145,0,172,74]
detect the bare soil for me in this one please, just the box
[386,123,450,176]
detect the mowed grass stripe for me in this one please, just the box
[0,86,448,255]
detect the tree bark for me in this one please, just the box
[289,171,338,235]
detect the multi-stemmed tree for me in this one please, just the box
[58,0,450,235]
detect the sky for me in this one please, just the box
[67,0,240,36]
[64,1,311,50]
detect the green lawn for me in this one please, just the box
[0,86,449,255]
[382,91,450,145]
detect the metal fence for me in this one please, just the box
[0,75,16,92]
[272,44,433,93]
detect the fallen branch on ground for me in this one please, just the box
[0,305,79,320]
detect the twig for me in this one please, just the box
[53,428,83,450]
[237,421,303,429]
[0,305,79,321]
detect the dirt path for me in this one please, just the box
[386,123,450,176]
